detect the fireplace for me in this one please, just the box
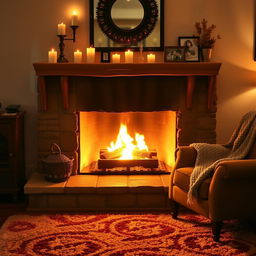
[34,62,221,175]
[79,110,176,174]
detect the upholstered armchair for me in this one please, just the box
[169,141,256,242]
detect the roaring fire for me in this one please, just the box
[107,124,149,160]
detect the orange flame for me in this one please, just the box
[107,124,148,160]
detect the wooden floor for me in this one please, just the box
[0,194,28,227]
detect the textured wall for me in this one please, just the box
[0,0,255,175]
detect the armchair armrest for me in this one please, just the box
[169,146,197,199]
[209,159,256,221]
[214,160,256,180]
[174,146,197,169]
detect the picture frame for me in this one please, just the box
[164,46,185,62]
[178,36,200,62]
[101,51,110,63]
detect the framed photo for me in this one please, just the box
[178,36,199,62]
[101,51,110,63]
[164,46,185,62]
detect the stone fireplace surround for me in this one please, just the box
[24,62,221,211]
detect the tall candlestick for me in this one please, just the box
[147,53,155,63]
[86,47,95,63]
[71,11,78,26]
[112,53,120,63]
[74,50,82,63]
[125,49,133,63]
[48,48,57,63]
[58,22,66,35]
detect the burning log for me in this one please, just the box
[100,149,157,160]
[132,149,157,159]
[100,149,123,159]
[98,159,159,169]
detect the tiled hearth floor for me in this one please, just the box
[24,173,172,211]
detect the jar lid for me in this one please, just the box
[43,143,72,163]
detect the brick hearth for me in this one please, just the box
[25,173,170,211]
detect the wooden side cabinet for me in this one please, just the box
[0,112,25,199]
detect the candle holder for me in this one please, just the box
[57,25,79,63]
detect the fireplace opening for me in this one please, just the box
[79,111,176,174]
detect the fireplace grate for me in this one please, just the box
[82,161,170,175]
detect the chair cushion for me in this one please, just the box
[173,167,211,200]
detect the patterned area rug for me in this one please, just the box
[0,213,256,256]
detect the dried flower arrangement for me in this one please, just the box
[195,19,221,48]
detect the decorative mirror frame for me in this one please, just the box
[90,0,164,51]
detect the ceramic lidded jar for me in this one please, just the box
[42,143,74,182]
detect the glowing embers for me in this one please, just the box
[98,123,158,170]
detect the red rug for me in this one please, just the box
[0,213,256,256]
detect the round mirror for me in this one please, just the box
[96,0,158,45]
[111,0,144,30]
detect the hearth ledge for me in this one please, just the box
[24,173,171,211]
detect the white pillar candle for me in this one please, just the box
[125,50,133,63]
[71,11,78,26]
[58,22,66,35]
[48,48,57,63]
[147,53,155,63]
[86,47,95,63]
[74,50,82,63]
[112,53,120,63]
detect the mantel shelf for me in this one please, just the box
[33,62,221,77]
[33,62,221,111]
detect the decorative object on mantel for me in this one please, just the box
[74,49,82,63]
[101,51,110,63]
[86,46,95,63]
[48,48,57,63]
[195,18,221,62]
[56,11,79,63]
[164,46,185,62]
[138,41,145,63]
[125,49,134,63]
[178,37,200,62]
[147,53,156,63]
[112,53,121,63]
[42,143,74,182]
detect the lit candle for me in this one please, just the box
[58,22,66,35]
[112,53,120,63]
[86,47,95,63]
[48,48,57,63]
[125,49,133,63]
[147,53,155,63]
[71,11,78,26]
[74,50,82,63]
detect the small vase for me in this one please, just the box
[201,48,212,62]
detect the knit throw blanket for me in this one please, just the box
[188,111,256,204]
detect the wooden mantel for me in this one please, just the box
[33,62,221,111]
